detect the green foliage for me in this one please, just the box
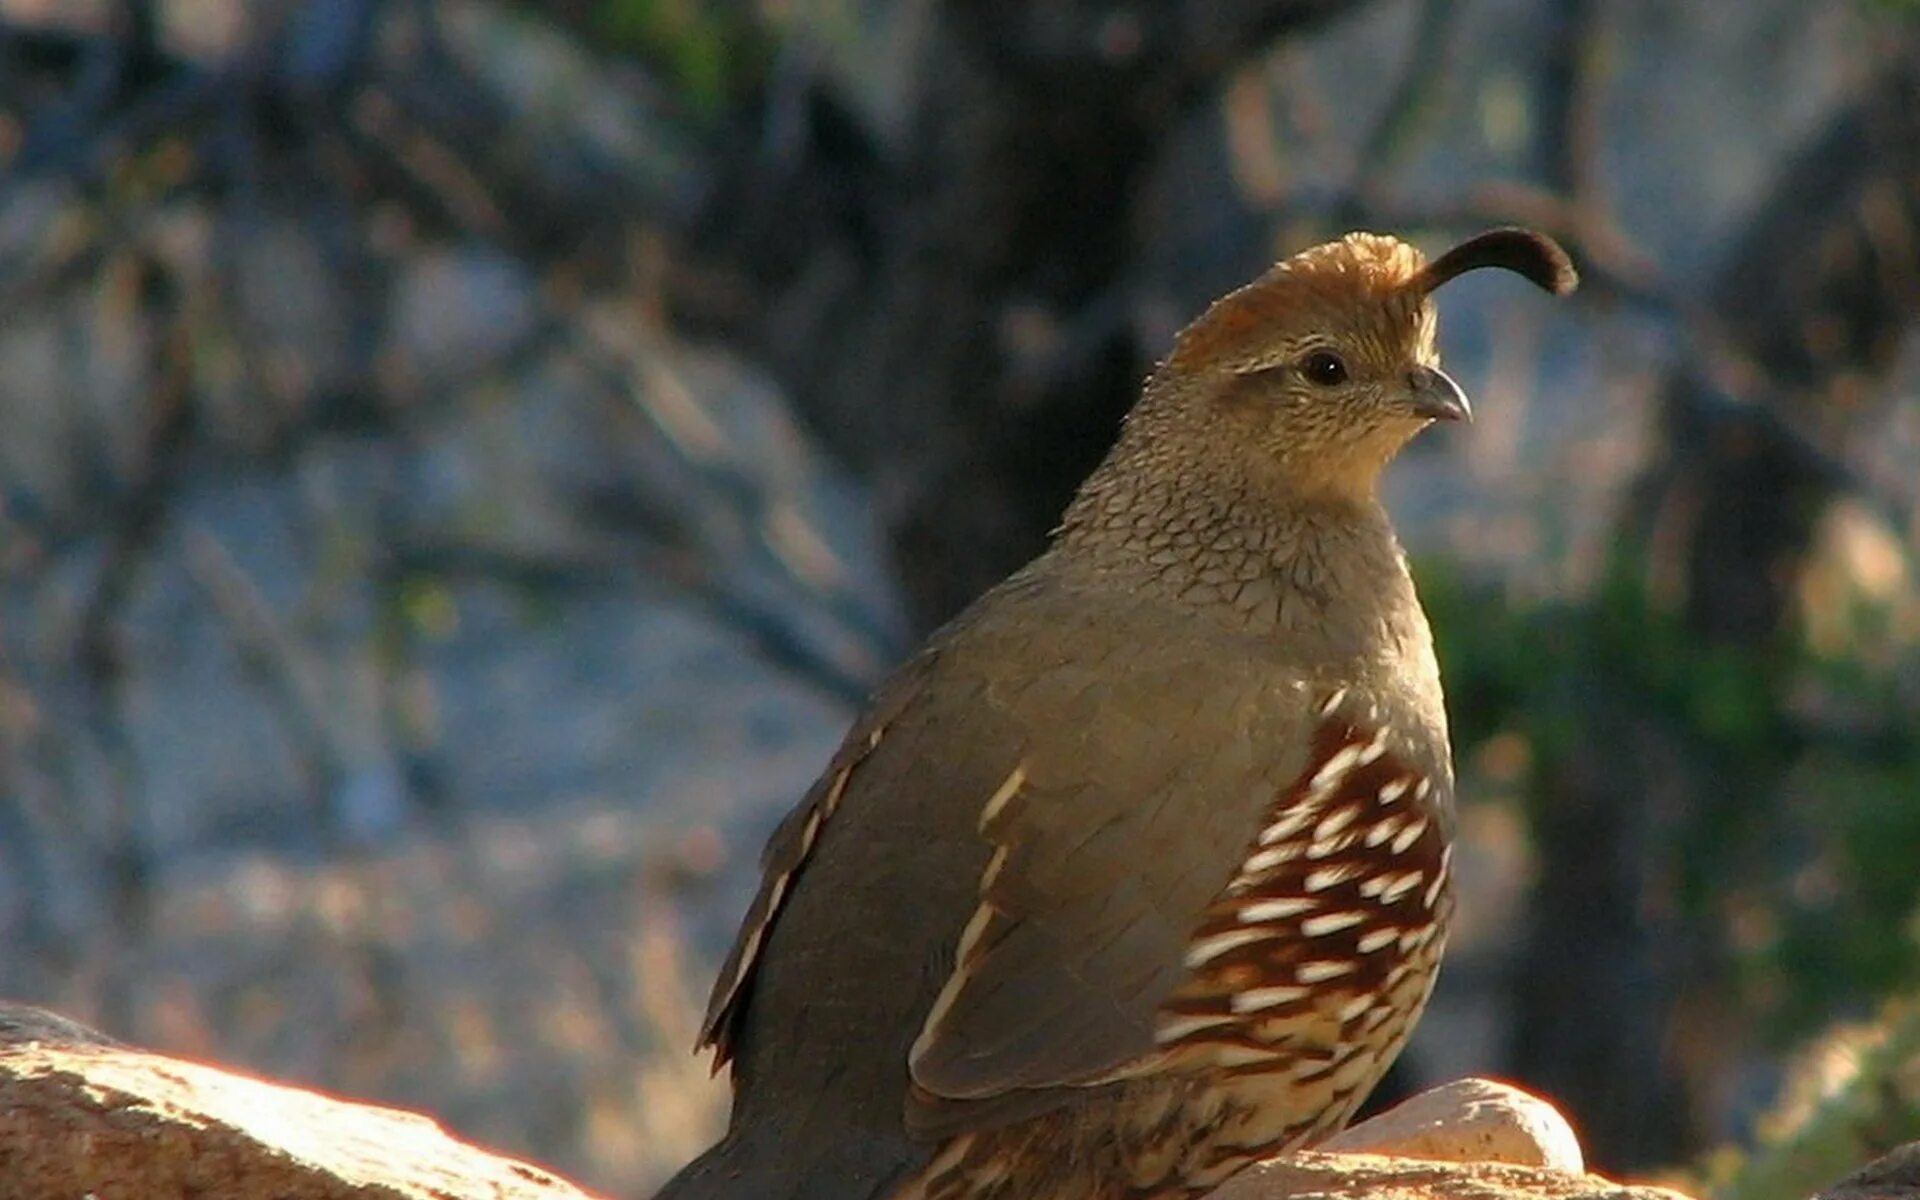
[1701,1000,1920,1200]
[1764,746,1920,1036]
[1418,553,1920,1044]
[579,1,768,115]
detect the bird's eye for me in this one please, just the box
[1302,350,1348,386]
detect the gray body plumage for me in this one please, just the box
[656,227,1575,1200]
[659,492,1453,1200]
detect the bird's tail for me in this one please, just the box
[652,1126,923,1200]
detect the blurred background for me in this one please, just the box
[2,1,1919,1197]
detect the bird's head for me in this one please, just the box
[1142,227,1577,501]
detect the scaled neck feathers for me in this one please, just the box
[1046,403,1435,684]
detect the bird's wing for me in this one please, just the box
[900,633,1453,1141]
[697,648,938,1068]
[702,581,1451,1145]
[894,619,1314,1133]
[699,590,1284,1094]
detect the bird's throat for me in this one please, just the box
[1054,441,1420,657]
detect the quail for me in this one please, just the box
[657,229,1578,1200]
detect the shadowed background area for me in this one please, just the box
[1,2,1918,1197]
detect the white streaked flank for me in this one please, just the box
[1238,896,1317,923]
[1363,814,1405,847]
[1296,959,1357,983]
[1309,743,1363,793]
[1230,985,1310,1013]
[1243,842,1303,873]
[1356,926,1399,953]
[1305,864,1361,892]
[1185,926,1271,967]
[1390,815,1429,854]
[1299,910,1367,937]
[1259,809,1313,847]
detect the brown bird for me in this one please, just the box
[657,228,1577,1200]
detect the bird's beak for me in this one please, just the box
[1407,366,1472,423]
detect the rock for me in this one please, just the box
[1210,1150,1693,1200]
[1208,1078,1692,1200]
[0,1015,1718,1200]
[0,1003,123,1050]
[1818,1142,1920,1200]
[0,1009,602,1200]
[1324,1078,1587,1173]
